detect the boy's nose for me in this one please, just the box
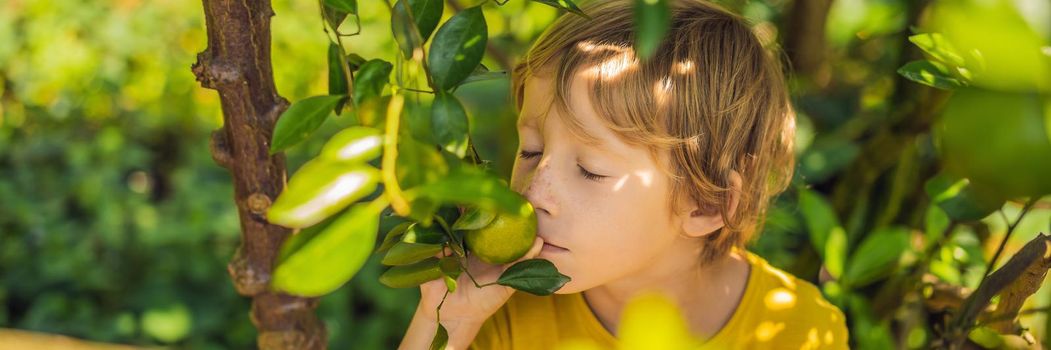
[522,158,557,217]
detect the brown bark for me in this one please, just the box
[950,233,1051,347]
[192,0,326,349]
[783,0,833,76]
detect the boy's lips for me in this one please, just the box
[541,242,570,254]
[538,233,569,251]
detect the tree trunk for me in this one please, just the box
[191,0,326,349]
[783,0,833,76]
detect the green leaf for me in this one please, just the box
[968,326,1004,349]
[924,204,950,249]
[633,0,670,60]
[394,0,444,42]
[401,223,448,244]
[391,0,426,60]
[345,53,366,70]
[531,0,589,18]
[843,227,909,287]
[797,188,843,258]
[440,256,462,293]
[406,196,441,227]
[847,294,896,349]
[443,275,458,293]
[382,241,444,266]
[824,226,847,280]
[355,94,392,128]
[397,136,449,189]
[270,95,345,154]
[497,259,571,296]
[323,0,357,14]
[431,92,470,158]
[379,257,444,288]
[462,70,509,85]
[439,256,462,279]
[927,1,1050,92]
[376,222,412,254]
[267,161,379,228]
[430,324,449,350]
[798,137,861,183]
[452,206,496,231]
[897,60,965,90]
[278,213,339,265]
[319,126,383,163]
[353,59,393,108]
[428,6,488,90]
[322,7,349,30]
[272,201,381,296]
[328,43,349,114]
[924,173,1004,221]
[404,97,437,144]
[909,33,966,67]
[411,167,532,217]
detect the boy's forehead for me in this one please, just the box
[517,72,641,162]
[517,75,554,128]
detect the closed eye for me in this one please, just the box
[519,150,607,182]
[577,165,606,181]
[519,150,542,160]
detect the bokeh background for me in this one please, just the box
[1,0,1050,348]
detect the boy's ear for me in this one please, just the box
[679,170,743,238]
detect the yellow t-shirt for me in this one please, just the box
[469,250,849,349]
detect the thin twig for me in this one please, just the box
[982,198,1040,281]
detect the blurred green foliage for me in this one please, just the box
[2,0,1050,348]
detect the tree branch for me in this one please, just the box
[192,0,326,348]
[783,0,833,77]
[952,233,1051,345]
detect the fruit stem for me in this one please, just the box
[457,258,487,288]
[434,215,466,257]
[436,288,451,323]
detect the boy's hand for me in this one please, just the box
[416,237,545,325]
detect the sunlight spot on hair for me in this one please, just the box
[634,170,654,187]
[575,40,629,54]
[763,288,796,311]
[753,21,778,48]
[653,76,673,106]
[612,174,630,191]
[674,60,694,74]
[582,51,638,80]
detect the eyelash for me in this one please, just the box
[518,150,607,182]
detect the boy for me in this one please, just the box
[401,0,848,348]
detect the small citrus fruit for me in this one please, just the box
[465,204,537,264]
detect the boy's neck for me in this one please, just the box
[581,245,751,340]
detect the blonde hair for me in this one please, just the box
[510,0,796,264]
